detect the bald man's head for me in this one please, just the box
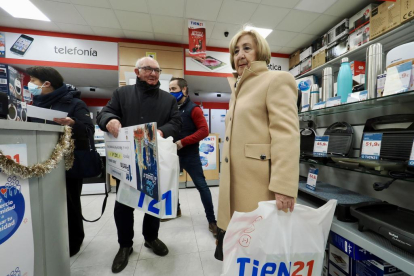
[134,57,161,86]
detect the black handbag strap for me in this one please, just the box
[81,125,108,223]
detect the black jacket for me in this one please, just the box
[97,80,181,139]
[30,84,94,150]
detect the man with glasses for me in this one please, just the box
[97,57,181,274]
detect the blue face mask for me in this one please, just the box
[170,91,184,102]
[28,82,44,96]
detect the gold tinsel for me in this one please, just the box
[0,126,75,179]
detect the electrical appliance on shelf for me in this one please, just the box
[324,122,354,157]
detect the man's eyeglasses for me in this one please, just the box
[138,66,162,74]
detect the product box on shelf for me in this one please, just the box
[370,0,401,40]
[289,50,301,69]
[296,75,317,107]
[326,36,349,62]
[350,61,366,76]
[312,46,327,69]
[327,19,349,47]
[289,65,301,77]
[348,24,370,52]
[355,259,407,276]
[401,0,414,24]
[300,56,312,75]
[300,46,312,62]
[312,34,328,53]
[349,4,378,32]
[377,73,387,97]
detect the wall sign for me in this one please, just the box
[146,52,157,60]
[0,144,34,276]
[2,32,118,66]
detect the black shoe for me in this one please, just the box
[111,247,133,273]
[144,238,169,256]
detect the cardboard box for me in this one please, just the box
[289,65,300,77]
[300,57,312,75]
[370,0,401,40]
[312,47,326,69]
[401,0,414,24]
[300,46,312,62]
[350,61,366,76]
[348,24,370,52]
[289,50,301,70]
[349,4,378,31]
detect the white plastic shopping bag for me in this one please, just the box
[116,134,179,219]
[221,200,337,276]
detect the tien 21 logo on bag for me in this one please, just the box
[236,257,316,276]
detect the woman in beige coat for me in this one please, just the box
[217,30,300,235]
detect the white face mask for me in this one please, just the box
[28,82,44,96]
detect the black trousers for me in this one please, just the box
[66,177,85,256]
[115,180,160,248]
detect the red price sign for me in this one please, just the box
[365,141,380,147]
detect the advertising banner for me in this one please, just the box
[0,32,5,58]
[0,144,34,276]
[105,123,179,219]
[199,135,217,171]
[1,32,118,66]
[188,20,206,60]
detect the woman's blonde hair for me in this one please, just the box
[229,29,271,70]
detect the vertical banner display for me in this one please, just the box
[199,135,217,171]
[188,20,206,60]
[0,144,34,276]
[0,32,5,58]
[105,123,179,219]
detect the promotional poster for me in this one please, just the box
[199,135,217,171]
[188,20,206,59]
[0,32,5,58]
[0,144,34,276]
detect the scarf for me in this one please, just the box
[33,84,68,108]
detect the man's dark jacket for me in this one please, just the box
[97,80,181,139]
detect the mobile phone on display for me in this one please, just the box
[10,34,34,56]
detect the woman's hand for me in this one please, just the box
[53,117,75,126]
[275,193,295,212]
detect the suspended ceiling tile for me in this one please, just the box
[249,4,290,29]
[216,0,258,25]
[19,19,62,32]
[151,15,184,36]
[278,47,297,54]
[301,14,341,35]
[294,0,338,14]
[115,10,153,32]
[154,33,183,44]
[76,5,121,29]
[207,39,232,48]
[324,0,372,17]
[123,30,155,41]
[286,33,317,48]
[91,26,126,38]
[269,45,282,53]
[265,30,299,47]
[260,0,301,9]
[32,0,88,25]
[108,0,148,13]
[210,22,243,41]
[147,0,186,18]
[275,10,320,33]
[56,23,96,35]
[186,0,223,22]
[70,0,111,9]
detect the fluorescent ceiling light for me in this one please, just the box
[294,0,338,13]
[0,0,50,21]
[244,26,273,39]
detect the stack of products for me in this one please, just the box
[348,4,377,52]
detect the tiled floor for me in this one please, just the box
[70,187,222,276]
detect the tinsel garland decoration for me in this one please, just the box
[0,126,75,179]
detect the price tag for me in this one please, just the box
[307,167,318,191]
[361,133,383,160]
[313,136,329,157]
[301,104,309,112]
[313,101,326,110]
[347,91,368,103]
[409,140,414,166]
[326,96,342,107]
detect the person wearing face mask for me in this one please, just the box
[97,57,181,274]
[214,30,300,260]
[26,66,94,257]
[165,78,217,237]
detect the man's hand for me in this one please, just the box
[106,119,122,138]
[275,193,295,213]
[158,130,164,138]
[176,140,183,150]
[53,117,75,126]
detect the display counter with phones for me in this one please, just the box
[0,121,70,276]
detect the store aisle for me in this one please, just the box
[70,187,222,276]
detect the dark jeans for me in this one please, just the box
[66,177,85,256]
[179,153,216,223]
[115,180,160,248]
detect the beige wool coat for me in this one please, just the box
[217,61,300,231]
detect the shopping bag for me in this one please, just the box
[116,134,179,219]
[221,200,337,276]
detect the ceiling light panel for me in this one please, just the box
[294,0,338,14]
[0,0,50,21]
[244,26,273,38]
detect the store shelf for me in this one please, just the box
[297,194,414,275]
[299,90,414,118]
[300,159,414,182]
[296,20,414,80]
